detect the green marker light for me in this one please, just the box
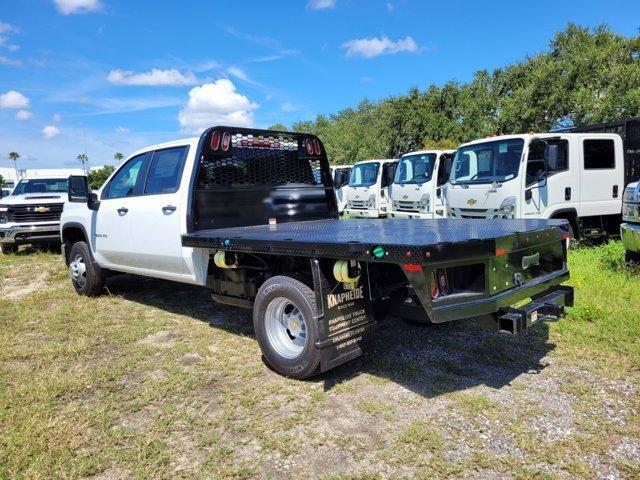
[372,245,385,260]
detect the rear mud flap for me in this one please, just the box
[311,259,375,373]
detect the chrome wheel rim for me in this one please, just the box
[69,254,87,288]
[264,297,308,359]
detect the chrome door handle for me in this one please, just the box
[162,205,177,214]
[117,207,128,215]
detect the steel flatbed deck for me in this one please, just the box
[182,218,570,263]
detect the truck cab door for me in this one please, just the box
[125,146,190,276]
[380,162,397,212]
[579,137,623,217]
[434,153,453,217]
[93,152,151,268]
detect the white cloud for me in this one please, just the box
[0,22,19,34]
[42,125,61,139]
[15,110,32,120]
[0,90,30,109]
[342,35,419,58]
[107,68,198,86]
[52,113,62,122]
[307,0,336,9]
[0,21,20,51]
[280,102,300,112]
[227,66,250,82]
[0,55,21,66]
[115,125,130,133]
[53,0,103,15]
[178,79,258,133]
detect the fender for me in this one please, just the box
[547,208,578,221]
[61,222,112,277]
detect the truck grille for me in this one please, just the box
[7,203,64,223]
[348,200,367,210]
[393,200,419,212]
[450,207,501,219]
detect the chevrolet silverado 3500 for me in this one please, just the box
[0,176,69,254]
[61,126,573,379]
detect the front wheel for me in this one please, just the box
[253,276,321,379]
[1,243,18,255]
[68,241,105,296]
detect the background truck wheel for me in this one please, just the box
[253,276,321,379]
[1,244,18,255]
[68,241,105,296]
[625,250,640,265]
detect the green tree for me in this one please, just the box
[267,123,288,131]
[114,152,124,163]
[9,151,20,177]
[88,165,115,190]
[0,174,5,188]
[77,153,88,174]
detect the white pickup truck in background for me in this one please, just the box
[446,133,624,238]
[0,176,69,254]
[389,149,455,219]
[344,159,397,218]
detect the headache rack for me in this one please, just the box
[187,126,338,232]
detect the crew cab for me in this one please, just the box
[446,133,624,238]
[61,126,573,379]
[0,176,68,254]
[344,159,397,218]
[389,149,455,219]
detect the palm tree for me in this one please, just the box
[114,152,124,163]
[9,152,19,179]
[77,153,88,175]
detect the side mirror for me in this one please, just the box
[386,163,397,186]
[68,175,100,211]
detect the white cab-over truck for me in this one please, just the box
[446,133,624,238]
[389,150,455,219]
[0,176,69,254]
[344,159,397,218]
[330,165,351,214]
[61,126,574,379]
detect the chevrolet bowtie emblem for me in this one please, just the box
[467,198,477,206]
[402,195,408,199]
[34,206,50,213]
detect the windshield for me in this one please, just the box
[349,162,379,187]
[12,178,68,195]
[450,139,524,184]
[394,153,437,184]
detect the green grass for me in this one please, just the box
[0,243,638,478]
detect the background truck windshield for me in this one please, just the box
[349,162,379,187]
[395,153,436,184]
[12,178,68,195]
[450,138,524,184]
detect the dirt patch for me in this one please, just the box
[0,271,48,300]
[138,329,183,348]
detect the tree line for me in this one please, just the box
[273,24,640,165]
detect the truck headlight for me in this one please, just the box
[0,206,8,224]
[367,194,376,209]
[499,196,516,219]
[417,193,430,213]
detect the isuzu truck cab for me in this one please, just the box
[330,165,351,214]
[344,159,397,218]
[389,150,455,219]
[61,126,573,379]
[446,133,624,238]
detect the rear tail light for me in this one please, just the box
[431,271,439,299]
[306,139,314,155]
[437,269,449,295]
[313,138,321,155]
[221,132,231,151]
[210,131,221,150]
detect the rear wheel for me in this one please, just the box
[1,244,18,255]
[253,276,321,379]
[68,241,105,296]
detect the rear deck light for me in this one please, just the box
[210,131,221,150]
[403,263,422,272]
[306,139,314,155]
[495,248,506,256]
[313,138,321,155]
[221,132,231,151]
[561,233,570,240]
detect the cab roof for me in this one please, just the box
[352,158,396,165]
[460,132,622,148]
[401,149,455,156]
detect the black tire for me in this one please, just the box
[253,275,321,379]
[1,243,18,255]
[68,241,105,296]
[625,250,640,265]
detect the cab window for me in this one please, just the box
[144,146,189,195]
[103,152,150,199]
[584,139,615,169]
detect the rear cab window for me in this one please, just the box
[144,146,189,195]
[583,139,615,169]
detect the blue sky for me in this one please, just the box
[0,0,638,169]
